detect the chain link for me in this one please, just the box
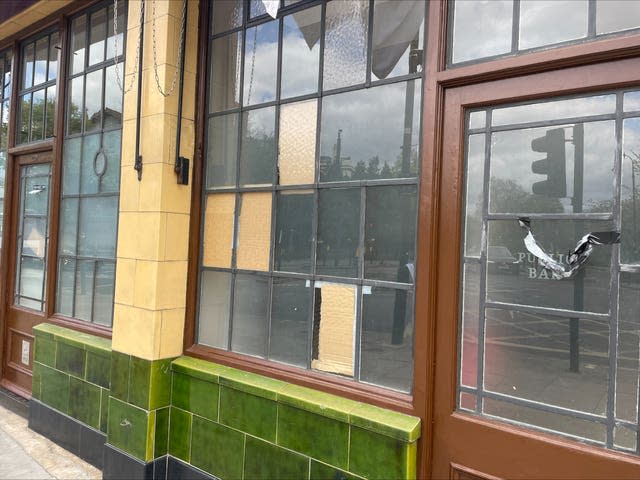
[113,0,143,94]
[151,0,186,97]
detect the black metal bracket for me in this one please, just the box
[134,155,143,181]
[175,156,189,185]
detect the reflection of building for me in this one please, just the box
[0,2,639,480]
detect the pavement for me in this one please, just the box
[0,399,100,480]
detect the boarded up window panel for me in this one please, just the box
[202,193,235,268]
[311,283,356,377]
[236,192,272,271]
[278,99,317,185]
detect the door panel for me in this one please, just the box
[431,58,640,479]
[1,151,52,396]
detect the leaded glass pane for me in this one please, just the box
[239,106,276,187]
[281,6,321,99]
[198,271,232,349]
[207,113,238,189]
[78,196,118,258]
[231,274,269,357]
[209,33,242,113]
[269,277,310,367]
[243,20,278,106]
[274,191,313,274]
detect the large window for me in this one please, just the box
[55,3,125,326]
[458,89,640,453]
[0,50,10,249]
[198,0,425,393]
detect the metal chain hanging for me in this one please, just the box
[113,0,143,94]
[151,0,187,97]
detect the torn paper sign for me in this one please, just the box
[262,0,280,19]
[518,217,620,279]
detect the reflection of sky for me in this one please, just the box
[281,7,320,99]
[625,91,640,112]
[596,0,640,34]
[452,0,512,63]
[519,0,587,50]
[319,80,421,169]
[622,117,640,201]
[243,19,278,106]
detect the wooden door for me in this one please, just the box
[430,57,640,479]
[1,150,52,396]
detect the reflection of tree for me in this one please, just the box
[623,150,640,263]
[19,94,56,142]
[241,130,275,184]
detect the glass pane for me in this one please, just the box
[371,0,424,80]
[84,70,103,132]
[45,86,56,138]
[101,130,122,194]
[316,188,360,278]
[209,32,242,113]
[596,0,640,35]
[93,261,115,326]
[56,257,75,317]
[47,33,57,78]
[469,111,486,130]
[460,262,480,388]
[24,176,49,216]
[311,282,356,377]
[80,133,101,194]
[274,191,313,273]
[104,64,123,128]
[239,106,276,186]
[34,36,48,86]
[3,55,11,99]
[89,8,107,66]
[18,93,30,144]
[202,193,235,268]
[360,286,413,392]
[212,0,243,34]
[58,198,78,256]
[243,20,278,106]
[487,220,613,313]
[62,137,81,195]
[451,0,512,64]
[614,426,637,452]
[459,392,477,411]
[320,81,421,181]
[231,273,269,357]
[269,277,310,367]
[492,94,616,126]
[485,309,609,415]
[22,42,34,89]
[78,196,118,258]
[30,89,45,142]
[281,6,321,98]
[106,4,124,60]
[22,218,47,257]
[0,100,7,151]
[207,113,239,189]
[278,100,316,185]
[71,15,87,75]
[464,134,485,258]
[68,76,84,135]
[625,91,640,112]
[236,192,272,271]
[74,259,94,321]
[617,273,640,423]
[519,0,588,50]
[364,185,417,283]
[249,0,267,18]
[198,270,232,349]
[18,256,45,305]
[489,122,616,214]
[621,118,640,265]
[323,0,369,91]
[483,398,606,443]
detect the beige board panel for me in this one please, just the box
[312,283,356,377]
[236,192,272,271]
[202,193,235,268]
[278,99,317,185]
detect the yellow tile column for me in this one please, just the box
[112,0,198,361]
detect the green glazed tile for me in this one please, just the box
[218,368,288,400]
[100,388,110,433]
[86,350,111,388]
[129,356,151,409]
[219,386,277,442]
[154,407,169,457]
[34,337,56,367]
[349,426,417,480]
[33,323,57,338]
[110,351,131,401]
[191,415,245,480]
[107,397,153,462]
[55,342,86,378]
[39,364,70,414]
[172,373,219,421]
[168,407,192,462]
[69,377,101,430]
[278,384,359,423]
[244,436,309,480]
[310,461,365,480]
[149,358,172,409]
[32,362,42,400]
[349,403,421,442]
[170,356,232,384]
[278,404,349,469]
